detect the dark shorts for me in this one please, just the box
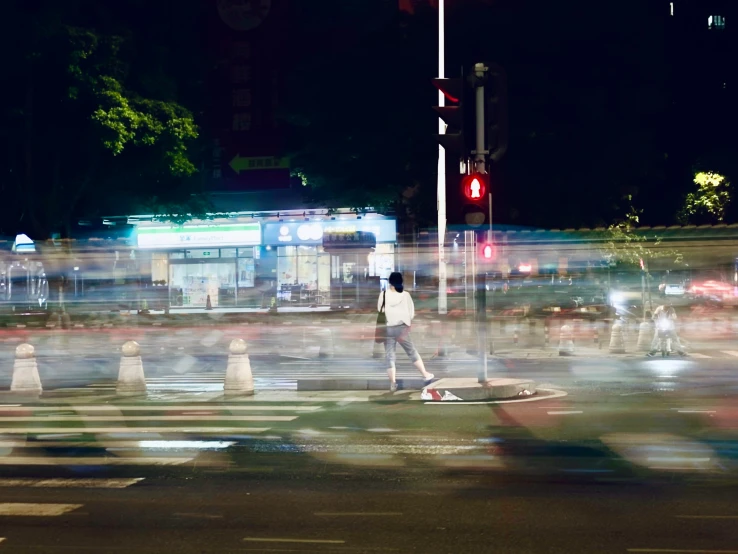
[385,324,420,366]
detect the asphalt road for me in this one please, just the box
[1,463,738,553]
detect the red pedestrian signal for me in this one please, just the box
[462,173,487,201]
[481,243,496,260]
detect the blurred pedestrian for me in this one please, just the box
[378,272,434,392]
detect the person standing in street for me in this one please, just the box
[378,272,434,392]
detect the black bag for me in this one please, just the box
[375,291,387,344]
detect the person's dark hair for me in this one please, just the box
[388,272,404,293]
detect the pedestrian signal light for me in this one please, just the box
[462,173,487,201]
[481,243,495,260]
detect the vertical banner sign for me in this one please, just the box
[208,0,290,191]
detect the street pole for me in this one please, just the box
[488,190,494,355]
[473,62,489,383]
[437,0,447,315]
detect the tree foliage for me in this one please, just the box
[603,197,682,268]
[677,171,732,225]
[0,0,208,238]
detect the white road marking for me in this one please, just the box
[687,353,711,359]
[646,457,711,463]
[423,387,568,405]
[0,457,192,466]
[677,410,716,414]
[676,515,738,519]
[0,405,320,412]
[243,538,345,544]
[0,440,233,449]
[547,411,583,415]
[628,550,738,553]
[0,478,143,488]
[0,415,295,422]
[722,351,738,357]
[314,512,402,516]
[0,503,83,516]
[0,427,269,434]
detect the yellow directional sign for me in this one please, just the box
[229,155,290,174]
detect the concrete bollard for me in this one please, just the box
[224,338,254,396]
[608,320,626,354]
[637,321,653,351]
[513,323,519,345]
[558,324,574,356]
[593,322,600,348]
[543,323,550,347]
[116,341,146,396]
[10,343,42,396]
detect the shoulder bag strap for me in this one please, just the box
[380,291,386,313]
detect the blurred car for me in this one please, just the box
[663,283,685,297]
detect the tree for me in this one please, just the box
[0,0,208,238]
[677,171,732,225]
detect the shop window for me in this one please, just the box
[367,244,395,278]
[169,262,236,308]
[169,252,185,260]
[151,253,168,286]
[221,248,237,258]
[238,247,254,258]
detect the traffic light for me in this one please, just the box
[461,172,489,226]
[481,242,496,261]
[486,63,509,162]
[432,78,467,159]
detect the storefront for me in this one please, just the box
[136,222,261,308]
[262,217,396,308]
[134,214,397,309]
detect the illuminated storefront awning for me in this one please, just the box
[263,219,396,245]
[136,223,261,249]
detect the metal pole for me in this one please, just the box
[437,0,447,315]
[474,62,489,382]
[488,191,494,355]
[473,63,488,174]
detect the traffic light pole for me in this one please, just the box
[473,62,489,383]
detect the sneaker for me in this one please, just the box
[646,352,656,357]
[390,382,398,393]
[423,374,435,385]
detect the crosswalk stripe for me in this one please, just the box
[0,478,143,488]
[0,405,321,412]
[0,415,297,422]
[0,440,234,449]
[0,427,269,434]
[0,457,192,466]
[0,503,83,516]
[688,353,711,359]
[722,351,738,357]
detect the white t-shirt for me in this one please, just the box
[378,289,415,327]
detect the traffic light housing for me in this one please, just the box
[461,172,489,226]
[486,63,509,162]
[432,78,467,158]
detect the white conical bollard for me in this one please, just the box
[637,321,653,351]
[11,343,42,396]
[116,341,146,396]
[558,324,574,356]
[609,320,626,354]
[224,339,254,396]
